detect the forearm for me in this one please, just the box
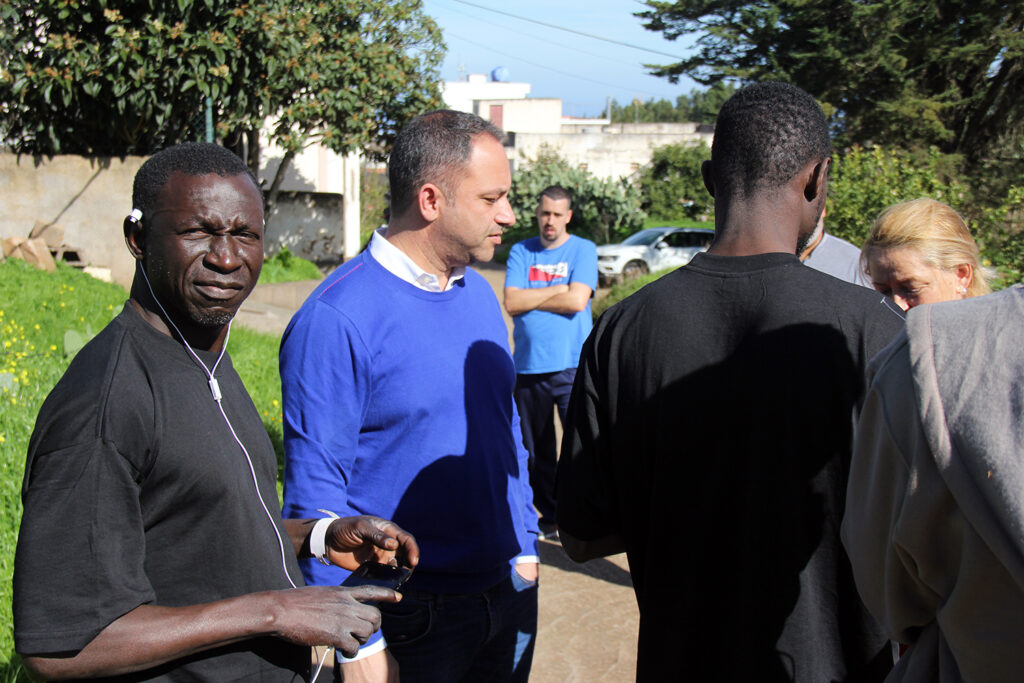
[284,516,420,572]
[534,289,590,314]
[23,585,395,681]
[23,597,283,680]
[504,285,569,316]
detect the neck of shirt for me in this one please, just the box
[369,228,466,292]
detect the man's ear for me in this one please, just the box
[701,160,715,198]
[417,183,445,222]
[803,157,830,202]
[124,216,145,261]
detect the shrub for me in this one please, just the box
[260,247,322,284]
[592,269,672,320]
[508,145,644,248]
[639,141,713,222]
[828,145,1023,284]
[827,146,961,247]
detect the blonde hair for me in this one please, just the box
[861,198,991,297]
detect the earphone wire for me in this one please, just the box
[133,227,334,681]
[136,263,298,591]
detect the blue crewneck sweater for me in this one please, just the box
[280,250,539,595]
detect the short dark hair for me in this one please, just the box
[132,142,258,219]
[538,185,572,209]
[388,110,503,218]
[710,82,831,196]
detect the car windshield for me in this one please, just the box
[620,229,667,246]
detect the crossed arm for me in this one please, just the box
[503,282,593,316]
[22,516,418,681]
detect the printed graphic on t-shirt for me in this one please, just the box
[528,262,569,282]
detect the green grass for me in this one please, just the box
[0,260,287,673]
[643,217,714,230]
[259,247,322,284]
[592,269,673,320]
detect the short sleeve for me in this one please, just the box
[570,239,598,291]
[504,243,528,289]
[14,438,154,654]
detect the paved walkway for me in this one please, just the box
[236,264,639,682]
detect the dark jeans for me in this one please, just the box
[379,571,538,682]
[514,368,576,527]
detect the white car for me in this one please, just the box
[597,227,714,286]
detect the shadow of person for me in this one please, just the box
[537,538,634,588]
[390,340,525,575]
[385,340,533,679]
[571,321,889,682]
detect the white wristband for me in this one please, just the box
[310,510,341,566]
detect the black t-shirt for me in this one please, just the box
[557,253,905,682]
[14,304,307,682]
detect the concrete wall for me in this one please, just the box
[0,153,144,287]
[478,98,563,134]
[515,125,714,181]
[1,151,358,287]
[264,191,345,267]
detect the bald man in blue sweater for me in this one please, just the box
[280,110,540,683]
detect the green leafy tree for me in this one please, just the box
[639,141,712,221]
[636,1,1023,167]
[242,0,444,220]
[604,82,735,124]
[508,145,644,247]
[0,0,443,222]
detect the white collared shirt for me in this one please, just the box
[368,227,465,292]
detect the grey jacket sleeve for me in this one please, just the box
[842,335,944,645]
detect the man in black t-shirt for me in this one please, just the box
[14,143,417,682]
[556,83,904,681]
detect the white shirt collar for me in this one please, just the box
[368,228,465,292]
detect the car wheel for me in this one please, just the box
[622,260,649,281]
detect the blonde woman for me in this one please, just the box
[861,198,991,310]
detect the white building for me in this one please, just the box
[258,131,361,264]
[442,73,714,181]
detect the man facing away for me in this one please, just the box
[14,142,417,682]
[843,285,1024,682]
[503,185,597,539]
[280,110,539,683]
[556,82,904,681]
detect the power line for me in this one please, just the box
[441,2,636,68]
[448,0,686,61]
[445,30,663,99]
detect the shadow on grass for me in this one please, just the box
[537,537,634,588]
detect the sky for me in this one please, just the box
[420,0,701,118]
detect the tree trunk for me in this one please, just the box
[264,148,297,235]
[246,129,261,181]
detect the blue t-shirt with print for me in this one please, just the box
[504,234,598,374]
